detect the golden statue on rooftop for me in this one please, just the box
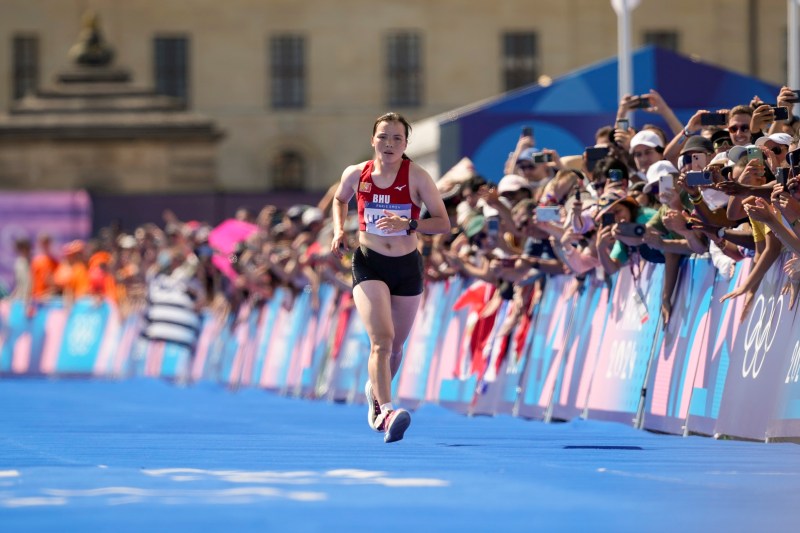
[68,10,114,67]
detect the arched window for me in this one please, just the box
[271,150,305,190]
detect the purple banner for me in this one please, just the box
[584,262,665,423]
[643,258,717,434]
[549,277,610,420]
[684,261,749,435]
[0,191,91,290]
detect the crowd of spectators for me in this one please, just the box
[7,86,800,330]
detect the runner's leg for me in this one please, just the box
[352,280,394,407]
[389,293,423,377]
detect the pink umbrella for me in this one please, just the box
[207,219,258,282]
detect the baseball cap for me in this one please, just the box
[286,204,308,221]
[517,147,537,163]
[497,174,531,194]
[301,207,324,227]
[643,160,678,194]
[755,132,793,148]
[711,129,732,148]
[595,193,638,220]
[680,135,714,155]
[708,152,730,166]
[630,130,664,152]
[727,144,757,163]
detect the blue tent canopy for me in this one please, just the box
[440,46,783,181]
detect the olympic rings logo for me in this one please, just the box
[741,294,783,379]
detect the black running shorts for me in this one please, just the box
[352,246,424,296]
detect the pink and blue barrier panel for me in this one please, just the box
[2,255,799,442]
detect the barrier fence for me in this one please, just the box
[2,254,799,442]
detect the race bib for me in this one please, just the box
[364,201,412,236]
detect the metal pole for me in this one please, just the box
[789,0,800,91]
[617,0,633,104]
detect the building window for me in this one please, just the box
[154,36,189,106]
[386,32,422,107]
[271,35,305,109]
[503,32,539,91]
[12,35,39,99]
[271,150,306,190]
[643,31,679,52]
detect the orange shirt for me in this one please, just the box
[54,261,91,298]
[30,253,59,299]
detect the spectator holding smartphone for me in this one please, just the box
[594,194,658,275]
[719,149,784,319]
[629,130,665,176]
[754,132,793,167]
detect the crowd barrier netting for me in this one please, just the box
[2,254,800,442]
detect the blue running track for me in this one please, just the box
[1,379,798,532]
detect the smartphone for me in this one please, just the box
[777,167,790,187]
[691,152,708,171]
[601,213,616,228]
[789,148,800,168]
[785,91,800,104]
[630,95,651,109]
[521,126,533,137]
[616,118,629,131]
[584,146,610,172]
[533,152,552,164]
[421,243,432,257]
[772,106,790,121]
[685,170,714,187]
[486,217,499,237]
[659,173,675,192]
[746,146,764,164]
[608,168,624,182]
[616,222,646,238]
[535,206,561,223]
[700,112,727,126]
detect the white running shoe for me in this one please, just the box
[373,408,411,443]
[365,381,381,432]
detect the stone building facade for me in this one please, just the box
[0,0,793,193]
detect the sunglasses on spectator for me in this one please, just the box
[713,140,732,148]
[728,125,750,133]
[771,146,786,155]
[518,164,536,170]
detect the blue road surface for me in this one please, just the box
[1,378,798,532]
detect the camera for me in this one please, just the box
[630,95,651,109]
[535,206,561,223]
[486,217,500,238]
[685,170,713,187]
[533,152,552,164]
[771,106,790,121]
[601,212,616,228]
[746,146,764,164]
[700,112,727,126]
[777,167,790,187]
[616,118,629,131]
[616,222,646,238]
[608,168,624,182]
[521,126,533,137]
[584,146,610,172]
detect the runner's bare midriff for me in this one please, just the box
[359,231,418,257]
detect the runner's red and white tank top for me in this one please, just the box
[357,159,421,236]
